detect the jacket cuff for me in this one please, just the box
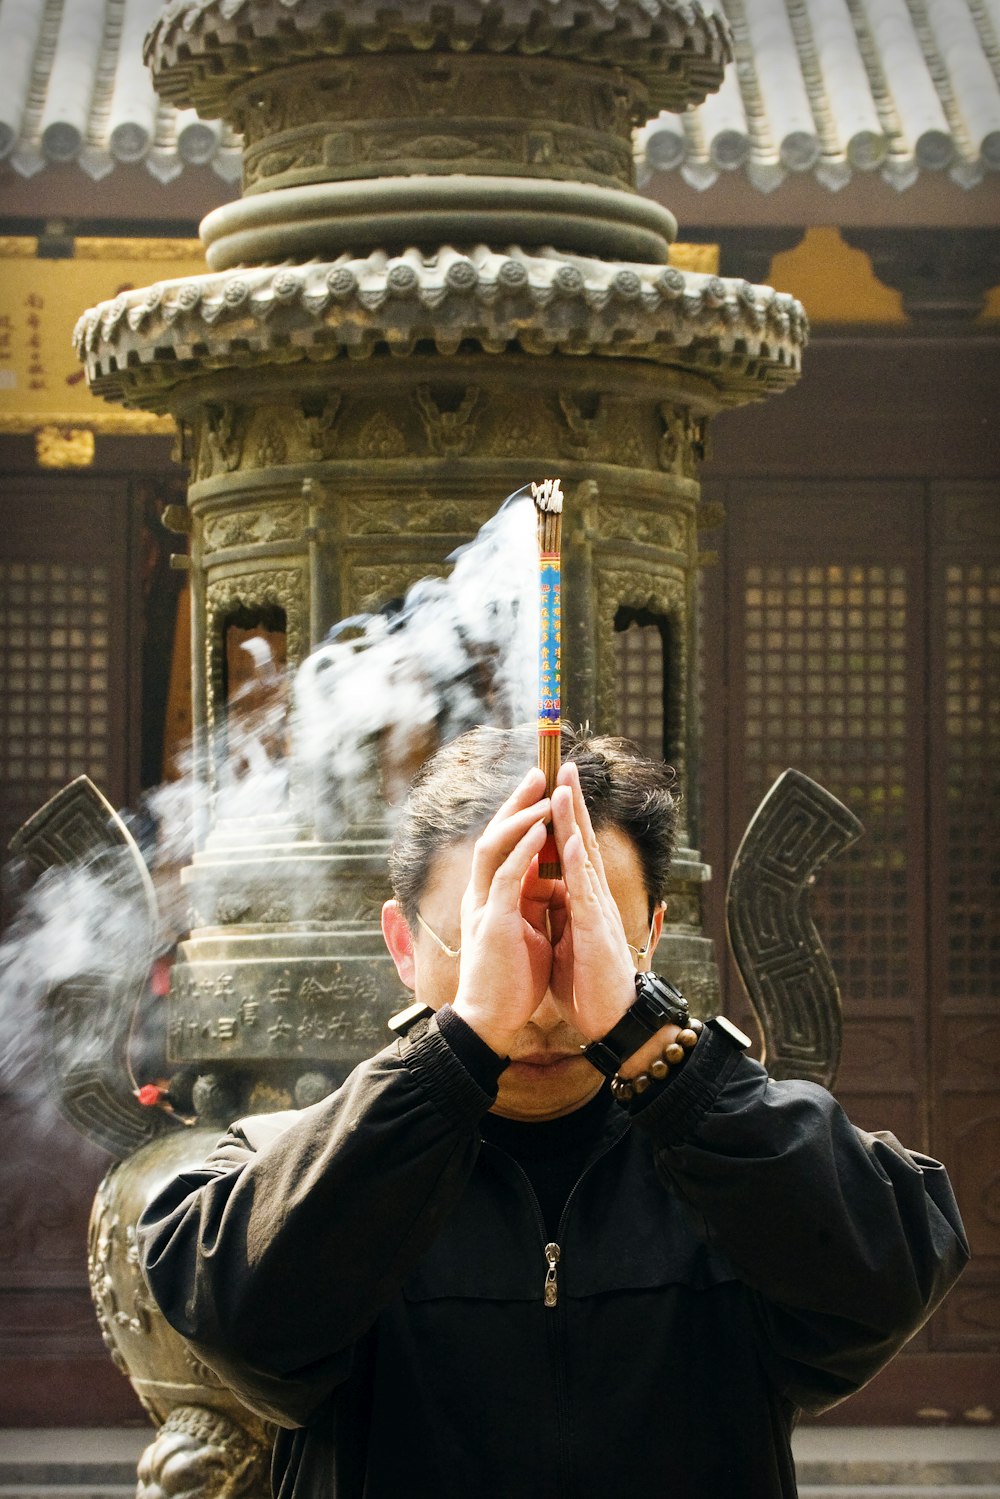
[629,1018,748,1145]
[399,1011,500,1128]
[436,1005,508,1092]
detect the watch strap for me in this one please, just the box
[583,972,689,1077]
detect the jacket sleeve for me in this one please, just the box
[633,1020,970,1414]
[137,1014,495,1428]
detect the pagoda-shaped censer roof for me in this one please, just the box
[74,0,809,411]
[147,0,731,116]
[74,243,807,409]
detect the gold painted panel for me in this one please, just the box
[0,237,204,435]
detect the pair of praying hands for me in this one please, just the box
[450,764,648,1059]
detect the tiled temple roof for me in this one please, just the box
[0,0,243,184]
[637,0,1000,192]
[1,0,998,193]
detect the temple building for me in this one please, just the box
[0,0,997,1446]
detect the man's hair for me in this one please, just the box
[388,724,678,923]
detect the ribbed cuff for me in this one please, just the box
[630,1019,748,1145]
[436,1005,508,1093]
[400,1012,500,1128]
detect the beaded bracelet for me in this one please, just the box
[610,1017,704,1103]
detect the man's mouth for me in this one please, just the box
[508,1052,580,1071]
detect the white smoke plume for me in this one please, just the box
[295,489,537,829]
[0,486,541,1125]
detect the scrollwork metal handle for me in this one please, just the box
[726,768,864,1089]
[10,776,178,1159]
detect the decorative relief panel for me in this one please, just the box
[187,868,387,929]
[554,392,658,468]
[556,391,608,460]
[599,503,688,554]
[195,403,249,479]
[414,385,482,457]
[349,563,449,615]
[195,400,350,475]
[356,411,408,460]
[244,113,635,192]
[941,1020,1000,1090]
[658,404,708,477]
[234,56,643,192]
[612,421,654,471]
[483,409,555,459]
[235,58,644,142]
[835,1018,917,1089]
[301,394,344,460]
[255,419,289,469]
[933,1098,1000,1321]
[202,502,305,554]
[343,494,494,538]
[936,1282,1000,1350]
[670,962,720,1019]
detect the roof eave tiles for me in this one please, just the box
[1,0,998,192]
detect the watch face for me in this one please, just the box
[586,974,690,1077]
[638,973,688,1026]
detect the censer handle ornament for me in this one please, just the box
[726,768,864,1090]
[8,776,180,1159]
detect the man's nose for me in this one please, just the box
[530,990,563,1028]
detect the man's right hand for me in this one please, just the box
[450,768,554,1057]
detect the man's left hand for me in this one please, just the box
[546,761,640,1042]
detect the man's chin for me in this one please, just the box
[492,1055,602,1121]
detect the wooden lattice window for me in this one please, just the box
[742,561,911,1005]
[0,558,112,830]
[944,562,1000,1002]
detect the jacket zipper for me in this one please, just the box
[543,1241,560,1307]
[544,1125,627,1304]
[482,1123,628,1497]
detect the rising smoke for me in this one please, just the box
[295,489,537,832]
[0,488,540,1126]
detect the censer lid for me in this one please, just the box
[146,0,731,118]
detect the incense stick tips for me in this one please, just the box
[531,478,564,514]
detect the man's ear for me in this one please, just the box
[382,899,416,990]
[639,900,667,972]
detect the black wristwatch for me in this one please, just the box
[583,972,689,1077]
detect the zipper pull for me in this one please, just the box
[543,1242,560,1308]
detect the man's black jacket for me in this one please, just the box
[138,1014,968,1499]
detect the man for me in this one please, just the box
[139,725,968,1499]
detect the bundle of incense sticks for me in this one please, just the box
[532,478,563,879]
